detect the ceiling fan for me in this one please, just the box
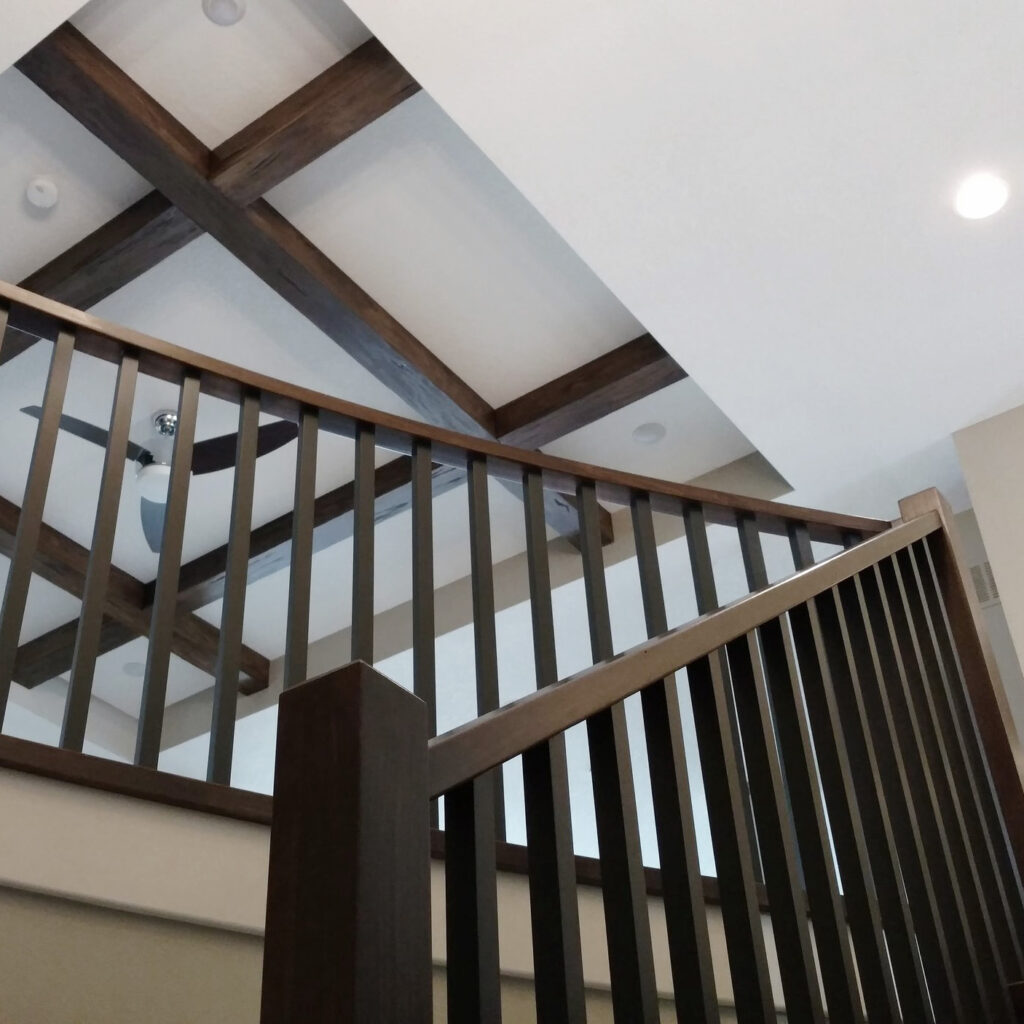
[20,406,298,553]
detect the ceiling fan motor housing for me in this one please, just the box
[136,461,171,502]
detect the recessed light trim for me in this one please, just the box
[26,176,59,210]
[632,421,667,445]
[123,661,146,679]
[955,172,1009,220]
[202,0,246,26]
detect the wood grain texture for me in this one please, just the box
[495,334,686,448]
[260,662,432,1024]
[13,618,136,688]
[17,25,493,437]
[0,494,268,690]
[210,38,420,204]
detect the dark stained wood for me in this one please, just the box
[13,617,136,689]
[210,38,420,204]
[260,661,431,1024]
[0,494,268,689]
[495,334,686,448]
[900,489,1024,884]
[18,193,200,313]
[18,25,493,437]
[2,280,890,544]
[428,512,937,798]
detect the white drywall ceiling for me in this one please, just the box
[0,1,91,74]
[340,0,1024,517]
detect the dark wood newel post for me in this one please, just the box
[899,488,1024,879]
[260,661,432,1024]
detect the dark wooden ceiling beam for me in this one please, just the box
[210,37,420,204]
[495,334,687,449]
[17,25,493,437]
[0,494,268,690]
[13,617,136,689]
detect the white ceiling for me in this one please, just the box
[340,0,1024,519]
[1,1,91,75]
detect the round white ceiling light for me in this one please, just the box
[202,0,246,26]
[955,172,1009,220]
[632,421,667,445]
[26,176,59,210]
[123,661,146,679]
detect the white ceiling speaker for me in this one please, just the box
[202,0,246,26]
[632,421,667,445]
[26,176,59,210]
[955,172,1010,219]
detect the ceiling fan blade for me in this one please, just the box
[20,405,150,463]
[191,420,299,475]
[139,497,165,554]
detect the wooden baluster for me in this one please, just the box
[350,422,375,664]
[206,392,259,784]
[837,572,963,1021]
[62,350,139,752]
[911,538,1024,960]
[0,328,75,726]
[283,408,317,690]
[521,468,587,1024]
[683,501,776,1023]
[467,455,505,836]
[783,524,905,1022]
[260,662,431,1024]
[577,481,660,1023]
[135,372,199,768]
[411,439,438,826]
[445,453,503,1024]
[810,586,933,1022]
[879,554,1013,1021]
[631,492,720,1024]
[735,516,862,1024]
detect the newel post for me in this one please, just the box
[900,487,1024,877]
[260,661,432,1024]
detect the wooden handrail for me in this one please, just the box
[1,280,886,542]
[428,511,941,798]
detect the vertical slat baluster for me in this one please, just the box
[737,517,865,1024]
[786,524,909,1023]
[62,351,139,751]
[521,469,587,1024]
[411,440,438,827]
[863,562,997,1020]
[445,775,502,1024]
[813,584,933,1020]
[912,538,1024,955]
[135,372,200,768]
[350,422,375,664]
[206,392,260,784]
[880,554,1013,1021]
[631,492,720,1024]
[0,305,8,357]
[837,572,963,1021]
[446,454,504,1024]
[683,501,776,1024]
[0,328,75,725]
[577,481,660,1023]
[467,455,505,836]
[283,408,317,690]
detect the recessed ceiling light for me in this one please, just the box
[202,0,246,26]
[25,176,59,210]
[955,172,1009,220]
[123,661,146,679]
[632,421,667,445]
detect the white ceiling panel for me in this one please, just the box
[268,92,645,407]
[0,67,149,285]
[72,0,371,148]
[1,0,91,74]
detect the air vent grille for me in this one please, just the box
[970,561,1000,607]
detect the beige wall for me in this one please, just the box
[954,408,1024,737]
[0,767,785,1019]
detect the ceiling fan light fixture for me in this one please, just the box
[202,0,246,26]
[136,461,171,502]
[955,171,1009,219]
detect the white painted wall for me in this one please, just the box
[955,409,1024,735]
[0,1,90,73]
